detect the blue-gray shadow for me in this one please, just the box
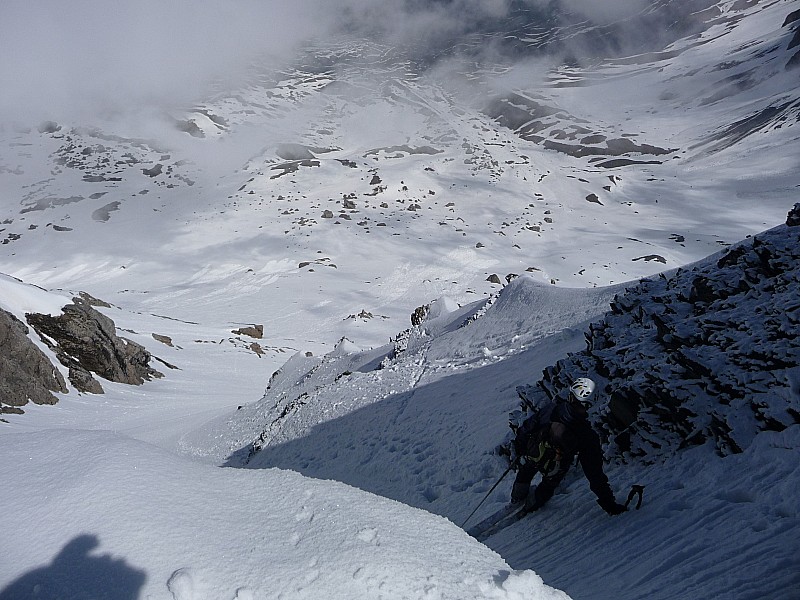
[223,347,537,524]
[0,534,146,600]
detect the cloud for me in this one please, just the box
[0,0,686,128]
[0,0,329,124]
[331,0,514,50]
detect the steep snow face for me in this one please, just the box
[214,223,799,600]
[493,425,800,600]
[189,277,621,475]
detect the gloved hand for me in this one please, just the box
[597,498,627,515]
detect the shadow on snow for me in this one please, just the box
[0,534,146,600]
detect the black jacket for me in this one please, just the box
[515,400,616,509]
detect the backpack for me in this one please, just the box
[513,400,565,477]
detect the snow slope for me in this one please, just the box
[208,243,798,599]
[0,429,568,600]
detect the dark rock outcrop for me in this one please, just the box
[784,8,800,66]
[786,202,800,226]
[0,308,68,412]
[512,205,800,461]
[411,304,431,327]
[26,299,162,394]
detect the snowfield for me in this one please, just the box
[0,429,568,600]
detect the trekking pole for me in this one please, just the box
[460,461,515,528]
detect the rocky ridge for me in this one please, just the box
[513,204,800,461]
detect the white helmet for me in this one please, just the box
[570,378,596,402]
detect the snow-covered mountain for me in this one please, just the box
[2,0,798,355]
[1,1,799,598]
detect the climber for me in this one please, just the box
[510,377,627,515]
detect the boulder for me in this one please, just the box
[0,308,68,411]
[232,324,264,339]
[26,299,162,394]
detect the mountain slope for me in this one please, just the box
[1,0,798,359]
[218,209,799,600]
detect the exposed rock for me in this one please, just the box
[633,254,667,263]
[275,143,315,160]
[511,205,800,461]
[153,333,174,347]
[486,274,503,285]
[786,202,800,226]
[785,9,800,60]
[0,308,68,411]
[270,160,319,179]
[26,299,162,394]
[78,291,112,308]
[91,202,121,222]
[346,309,373,321]
[142,164,163,177]
[411,304,430,326]
[232,325,264,339]
[175,119,204,138]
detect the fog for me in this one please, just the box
[1,0,512,124]
[0,1,329,124]
[1,0,679,128]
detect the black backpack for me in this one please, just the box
[513,400,565,476]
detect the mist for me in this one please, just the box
[1,0,699,130]
[0,1,330,125]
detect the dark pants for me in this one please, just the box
[511,460,568,510]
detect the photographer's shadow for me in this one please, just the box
[0,534,145,600]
